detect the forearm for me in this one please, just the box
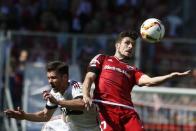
[147,73,174,86]
[139,73,175,86]
[139,70,191,86]
[57,99,85,110]
[23,111,50,122]
[83,80,92,97]
[82,72,95,97]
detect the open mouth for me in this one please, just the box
[126,50,132,54]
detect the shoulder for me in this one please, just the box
[91,54,106,60]
[90,54,108,65]
[68,80,83,98]
[68,80,82,89]
[131,65,142,72]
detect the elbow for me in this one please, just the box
[144,82,157,87]
[86,72,96,82]
[44,118,51,122]
[146,83,159,87]
[76,98,86,110]
[138,77,158,87]
[138,82,156,87]
[43,115,51,122]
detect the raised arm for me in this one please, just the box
[138,70,191,87]
[4,107,55,122]
[82,72,96,108]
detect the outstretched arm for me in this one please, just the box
[4,107,55,122]
[138,70,191,87]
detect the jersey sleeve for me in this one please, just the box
[88,54,106,75]
[70,81,83,99]
[134,68,144,84]
[45,89,64,109]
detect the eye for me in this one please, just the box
[131,42,135,46]
[125,41,130,45]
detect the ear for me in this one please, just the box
[115,42,120,50]
[62,74,68,81]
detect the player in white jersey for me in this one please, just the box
[42,80,99,131]
[4,61,100,131]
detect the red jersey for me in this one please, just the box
[88,54,144,107]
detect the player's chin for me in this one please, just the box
[124,53,132,58]
[51,85,56,89]
[123,55,131,60]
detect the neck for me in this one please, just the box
[114,53,130,63]
[58,85,67,95]
[59,89,65,94]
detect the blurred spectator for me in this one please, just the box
[9,49,28,108]
[77,38,100,81]
[165,13,183,37]
[0,0,194,39]
[0,0,18,30]
[72,15,82,32]
[190,69,196,88]
[36,11,59,32]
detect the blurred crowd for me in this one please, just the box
[0,0,196,110]
[1,0,194,36]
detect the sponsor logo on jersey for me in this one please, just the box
[107,59,113,62]
[103,65,130,78]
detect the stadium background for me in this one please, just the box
[0,0,195,131]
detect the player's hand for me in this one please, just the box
[4,107,25,120]
[43,91,58,104]
[83,96,92,111]
[171,70,192,77]
[43,90,50,101]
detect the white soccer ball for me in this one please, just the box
[140,18,165,43]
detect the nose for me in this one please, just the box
[128,43,132,48]
[48,78,53,83]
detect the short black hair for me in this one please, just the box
[115,31,138,43]
[46,61,68,76]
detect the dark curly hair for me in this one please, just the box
[115,31,138,43]
[46,61,68,76]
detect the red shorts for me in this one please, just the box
[98,104,144,131]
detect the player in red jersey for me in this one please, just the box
[82,31,191,131]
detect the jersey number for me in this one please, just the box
[100,121,106,131]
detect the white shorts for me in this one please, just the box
[41,115,100,131]
[69,123,100,131]
[41,115,71,131]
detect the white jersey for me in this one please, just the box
[46,80,100,130]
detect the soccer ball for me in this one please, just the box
[140,18,165,43]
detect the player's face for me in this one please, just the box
[116,37,135,58]
[47,71,68,92]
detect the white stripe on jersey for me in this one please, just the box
[93,99,135,110]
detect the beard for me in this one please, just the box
[123,55,131,60]
[50,83,56,88]
[118,51,131,60]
